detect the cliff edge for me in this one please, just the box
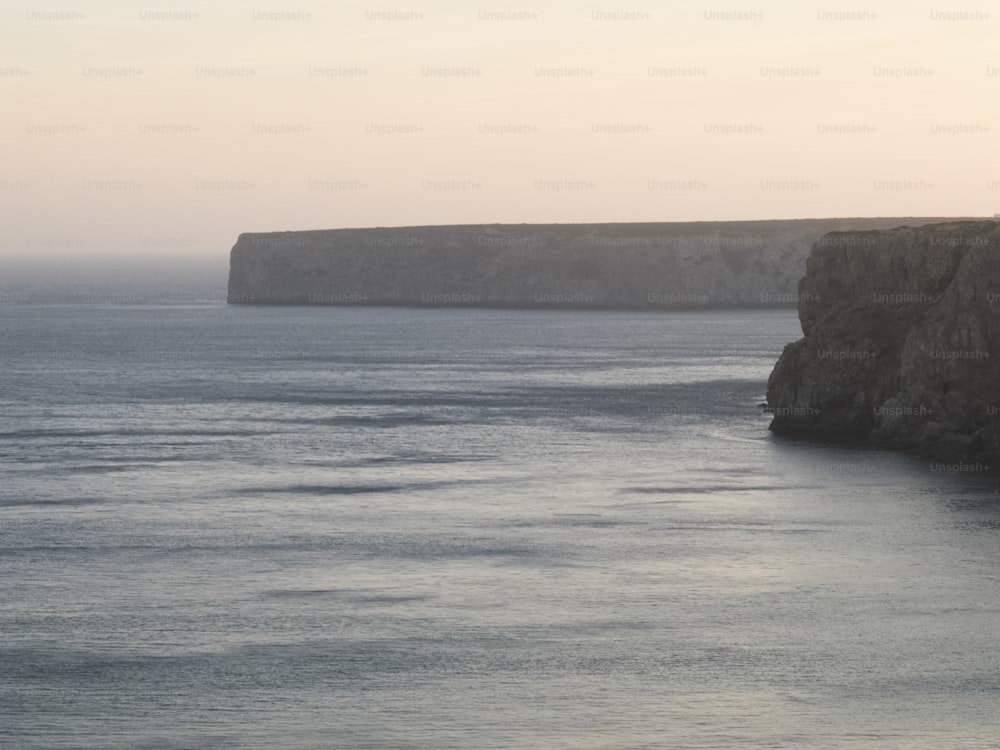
[766,221,1000,465]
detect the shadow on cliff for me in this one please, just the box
[766,220,1000,475]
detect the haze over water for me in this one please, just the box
[2,300,998,748]
[4,0,999,745]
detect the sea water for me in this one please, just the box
[1,303,998,749]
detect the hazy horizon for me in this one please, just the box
[5,4,1000,745]
[3,0,999,260]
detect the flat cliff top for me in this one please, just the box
[234,216,977,241]
[228,217,985,309]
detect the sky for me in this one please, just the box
[2,0,999,259]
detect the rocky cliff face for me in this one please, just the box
[767,221,1000,465]
[227,218,960,309]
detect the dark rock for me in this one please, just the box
[767,221,1000,465]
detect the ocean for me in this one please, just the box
[2,299,999,749]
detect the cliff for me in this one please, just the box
[226,218,963,309]
[767,220,1000,465]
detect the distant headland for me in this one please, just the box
[226,218,973,309]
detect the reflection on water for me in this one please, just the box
[1,305,998,749]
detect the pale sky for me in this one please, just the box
[2,0,998,258]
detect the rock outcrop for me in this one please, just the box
[767,220,1000,465]
[227,218,962,309]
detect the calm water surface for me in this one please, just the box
[1,305,998,749]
